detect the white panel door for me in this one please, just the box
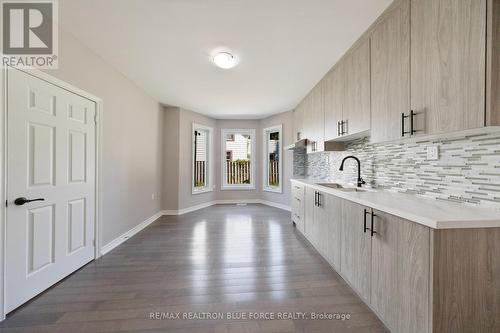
[6,69,96,313]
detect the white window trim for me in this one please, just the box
[221,128,256,190]
[262,124,283,193]
[192,123,214,195]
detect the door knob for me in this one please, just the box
[14,197,45,206]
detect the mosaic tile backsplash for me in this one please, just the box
[294,130,500,208]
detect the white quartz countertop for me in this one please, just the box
[291,178,500,229]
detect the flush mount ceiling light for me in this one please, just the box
[212,52,237,69]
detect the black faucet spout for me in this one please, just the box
[339,155,365,187]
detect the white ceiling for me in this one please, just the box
[59,0,392,119]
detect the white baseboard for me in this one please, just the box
[260,200,291,212]
[101,210,163,255]
[162,201,216,215]
[215,199,262,205]
[162,200,291,216]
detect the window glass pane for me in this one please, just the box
[194,129,208,188]
[225,133,252,185]
[267,131,280,187]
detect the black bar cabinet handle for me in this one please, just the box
[371,211,377,237]
[318,193,321,207]
[410,110,415,135]
[401,113,410,137]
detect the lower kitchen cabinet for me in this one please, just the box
[302,189,342,267]
[291,181,500,332]
[340,200,372,303]
[371,209,430,333]
[304,187,316,243]
[324,194,342,270]
[291,183,305,233]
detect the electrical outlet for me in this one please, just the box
[427,145,439,160]
[151,193,155,200]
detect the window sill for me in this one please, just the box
[263,187,282,194]
[221,185,256,191]
[192,187,214,195]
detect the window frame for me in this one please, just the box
[220,128,256,190]
[262,124,283,193]
[192,123,214,195]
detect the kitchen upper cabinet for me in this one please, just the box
[371,209,430,333]
[292,82,325,154]
[305,82,325,154]
[324,40,370,141]
[343,39,371,136]
[370,0,410,143]
[411,0,487,135]
[293,99,305,142]
[324,66,344,141]
[341,200,371,302]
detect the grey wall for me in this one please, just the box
[162,107,180,211]
[44,30,164,244]
[296,130,500,208]
[161,108,295,210]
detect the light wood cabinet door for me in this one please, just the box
[291,184,305,233]
[314,191,331,257]
[304,187,316,243]
[292,102,304,142]
[306,83,325,154]
[312,82,325,152]
[344,39,371,136]
[371,209,430,333]
[411,0,486,135]
[325,194,342,270]
[370,0,410,143]
[341,200,371,302]
[324,66,344,141]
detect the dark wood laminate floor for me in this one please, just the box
[1,204,388,333]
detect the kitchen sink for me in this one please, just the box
[316,183,367,192]
[338,188,366,192]
[315,183,344,189]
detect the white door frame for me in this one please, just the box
[0,66,103,321]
